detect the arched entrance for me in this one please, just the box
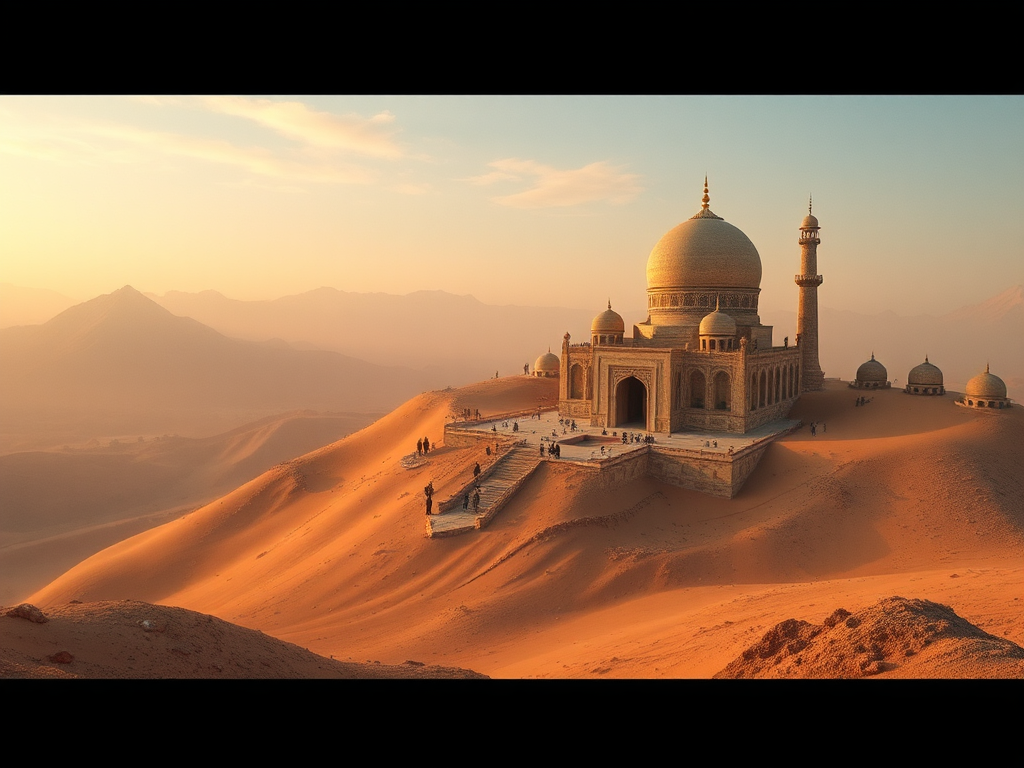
[615,376,648,429]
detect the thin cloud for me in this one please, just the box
[87,123,378,184]
[471,158,643,208]
[199,97,404,159]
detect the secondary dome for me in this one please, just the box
[966,365,1007,399]
[646,183,762,292]
[856,354,888,383]
[801,213,819,229]
[534,350,560,375]
[699,306,737,336]
[908,357,943,386]
[592,301,625,335]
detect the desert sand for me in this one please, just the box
[22,377,1024,678]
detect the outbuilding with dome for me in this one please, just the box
[558,180,823,435]
[905,357,944,395]
[532,350,560,378]
[851,353,890,389]
[958,364,1012,409]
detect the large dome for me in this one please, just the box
[856,354,888,383]
[646,212,763,292]
[966,365,1007,399]
[908,357,943,386]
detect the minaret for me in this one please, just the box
[795,197,825,391]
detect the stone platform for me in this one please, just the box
[427,407,800,538]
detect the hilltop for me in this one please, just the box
[27,376,1024,678]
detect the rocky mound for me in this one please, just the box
[714,596,1024,679]
[1,601,487,679]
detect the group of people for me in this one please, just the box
[558,418,579,432]
[458,407,481,421]
[462,488,481,512]
[809,421,826,437]
[416,437,432,455]
[622,432,655,445]
[854,396,872,407]
[703,440,718,448]
[541,442,561,458]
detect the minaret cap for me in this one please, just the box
[801,195,820,229]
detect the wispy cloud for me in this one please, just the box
[468,158,642,208]
[198,97,404,159]
[87,123,378,184]
[0,98,409,188]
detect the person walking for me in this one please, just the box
[473,462,481,478]
[416,438,423,455]
[473,489,480,511]
[423,437,430,454]
[463,493,469,510]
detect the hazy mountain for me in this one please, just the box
[0,283,76,328]
[0,286,437,450]
[149,287,614,379]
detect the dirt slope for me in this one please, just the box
[714,596,1024,678]
[1,600,485,679]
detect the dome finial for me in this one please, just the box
[701,175,710,210]
[925,354,929,363]
[809,195,813,215]
[986,362,990,373]
[871,351,875,361]
[607,298,612,311]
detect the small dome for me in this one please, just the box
[801,213,819,229]
[966,365,1007,399]
[592,301,625,335]
[856,354,888,383]
[908,357,943,386]
[534,351,560,374]
[699,307,737,336]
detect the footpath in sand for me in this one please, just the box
[27,378,1024,678]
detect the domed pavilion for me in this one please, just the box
[958,364,1012,409]
[533,350,560,378]
[851,354,890,389]
[559,179,819,434]
[905,356,944,395]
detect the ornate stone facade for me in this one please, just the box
[559,181,812,435]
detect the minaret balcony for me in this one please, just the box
[795,274,823,286]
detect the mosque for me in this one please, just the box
[557,180,823,435]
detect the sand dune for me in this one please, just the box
[28,377,1024,678]
[0,411,377,604]
[1,601,485,679]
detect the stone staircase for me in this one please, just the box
[427,445,542,538]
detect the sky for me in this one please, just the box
[1,95,1021,318]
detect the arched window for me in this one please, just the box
[569,364,585,400]
[690,370,706,409]
[714,371,731,411]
